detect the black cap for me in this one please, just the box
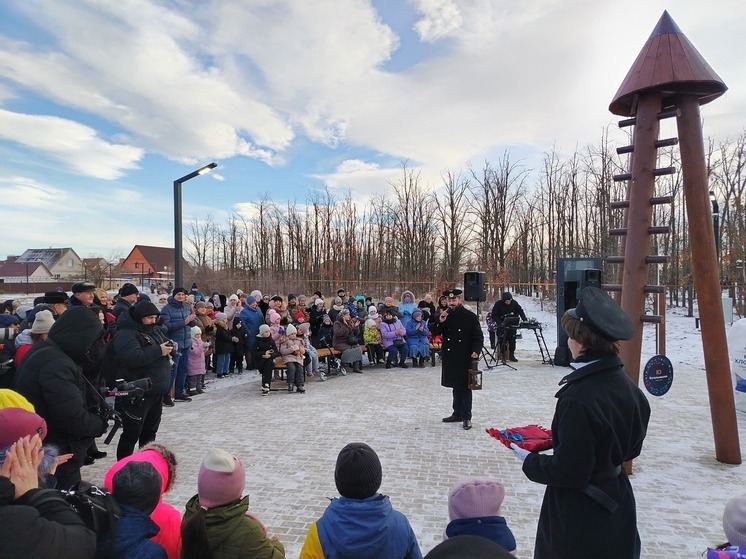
[442,288,462,299]
[567,286,633,341]
[119,283,139,297]
[131,300,160,321]
[71,281,96,293]
[334,442,382,499]
[42,291,68,304]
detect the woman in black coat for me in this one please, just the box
[515,287,651,558]
[15,306,108,489]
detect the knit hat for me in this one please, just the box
[71,281,96,293]
[339,308,350,317]
[298,322,310,335]
[368,306,378,317]
[131,301,160,321]
[119,283,139,297]
[215,312,227,321]
[724,495,746,547]
[250,290,262,300]
[285,324,297,336]
[0,408,47,446]
[229,294,239,302]
[334,297,343,305]
[322,314,331,323]
[334,442,382,499]
[448,477,505,520]
[191,326,202,337]
[412,309,423,318]
[172,287,187,295]
[365,318,376,329]
[315,298,324,306]
[295,311,306,321]
[258,324,270,336]
[198,449,246,509]
[269,312,280,325]
[501,291,512,302]
[112,461,162,515]
[30,310,54,334]
[425,535,513,559]
[0,390,34,411]
[288,293,296,301]
[191,283,198,289]
[195,301,207,309]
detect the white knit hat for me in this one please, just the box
[191,326,202,337]
[30,309,54,334]
[285,324,297,336]
[724,495,746,547]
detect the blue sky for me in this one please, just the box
[0,0,744,260]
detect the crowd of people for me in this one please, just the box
[2,280,728,558]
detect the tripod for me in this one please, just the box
[481,326,517,371]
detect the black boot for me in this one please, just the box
[509,352,518,362]
[353,360,363,373]
[412,357,418,368]
[418,356,425,368]
[399,359,408,369]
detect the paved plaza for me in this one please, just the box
[82,313,746,558]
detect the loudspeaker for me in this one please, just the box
[463,271,486,302]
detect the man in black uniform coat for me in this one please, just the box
[490,291,526,362]
[430,289,483,431]
[510,286,651,558]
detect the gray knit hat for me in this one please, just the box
[724,495,746,547]
[112,461,162,515]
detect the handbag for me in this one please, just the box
[346,335,359,346]
[393,338,406,347]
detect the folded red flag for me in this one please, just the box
[486,424,553,452]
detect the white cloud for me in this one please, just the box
[0,110,143,179]
[413,0,463,42]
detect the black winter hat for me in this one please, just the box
[71,281,96,293]
[424,535,513,558]
[334,442,382,500]
[112,461,162,515]
[42,291,68,304]
[131,301,160,321]
[119,283,139,297]
[501,291,512,302]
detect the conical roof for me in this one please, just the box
[609,11,727,116]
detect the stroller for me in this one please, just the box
[319,339,347,377]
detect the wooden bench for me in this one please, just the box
[273,346,368,378]
[430,343,442,367]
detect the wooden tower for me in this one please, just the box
[609,11,740,464]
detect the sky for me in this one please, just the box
[1,0,745,261]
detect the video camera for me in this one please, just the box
[97,378,152,444]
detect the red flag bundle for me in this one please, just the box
[486,424,553,452]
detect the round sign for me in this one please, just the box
[643,355,674,396]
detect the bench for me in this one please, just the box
[430,343,442,367]
[272,346,368,379]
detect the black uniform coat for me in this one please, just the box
[15,307,107,481]
[430,304,483,389]
[522,355,651,559]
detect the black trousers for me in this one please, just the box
[451,388,473,420]
[115,393,164,460]
[497,326,517,353]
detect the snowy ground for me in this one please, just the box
[17,292,746,557]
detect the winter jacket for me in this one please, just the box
[113,297,134,319]
[380,318,406,350]
[183,495,285,559]
[104,447,182,559]
[15,307,107,481]
[399,291,417,326]
[97,504,166,559]
[230,318,248,355]
[363,324,382,346]
[188,341,208,376]
[405,318,430,357]
[430,305,483,389]
[252,335,278,367]
[239,306,264,351]
[159,297,197,350]
[490,299,527,325]
[445,516,516,554]
[332,316,360,351]
[0,478,97,559]
[279,336,305,365]
[317,323,334,348]
[214,320,234,355]
[308,305,326,336]
[522,355,651,559]
[707,547,746,558]
[104,310,172,395]
[299,494,422,559]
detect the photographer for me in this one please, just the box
[490,292,527,362]
[104,301,173,460]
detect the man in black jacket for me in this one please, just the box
[104,301,173,460]
[490,291,527,362]
[431,289,483,431]
[15,306,108,489]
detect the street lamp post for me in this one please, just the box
[174,163,217,288]
[711,190,721,282]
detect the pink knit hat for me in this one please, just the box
[448,477,505,520]
[0,408,47,447]
[197,449,246,509]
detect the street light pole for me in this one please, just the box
[174,163,217,288]
[711,190,721,282]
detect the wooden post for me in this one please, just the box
[677,95,741,464]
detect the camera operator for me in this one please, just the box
[104,300,173,460]
[490,291,527,362]
[15,306,108,489]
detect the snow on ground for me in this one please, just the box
[9,292,746,557]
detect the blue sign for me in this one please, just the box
[643,355,674,396]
